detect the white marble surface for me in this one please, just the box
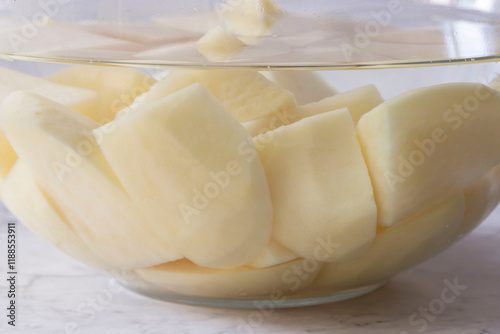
[0,202,499,334]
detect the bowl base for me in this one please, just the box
[123,281,386,309]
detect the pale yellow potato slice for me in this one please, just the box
[132,69,296,122]
[454,164,500,240]
[197,26,246,61]
[97,84,273,269]
[216,0,282,38]
[357,83,500,226]
[0,67,99,117]
[0,66,102,184]
[246,239,298,269]
[135,258,321,298]
[0,131,17,186]
[47,66,156,123]
[254,108,377,263]
[2,161,110,270]
[0,91,181,270]
[243,84,383,137]
[261,71,339,105]
[312,193,465,290]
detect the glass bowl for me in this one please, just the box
[1,0,500,308]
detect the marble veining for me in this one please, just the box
[0,203,499,334]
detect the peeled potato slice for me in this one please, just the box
[0,91,181,270]
[0,66,101,184]
[246,239,298,269]
[135,258,321,298]
[196,26,246,61]
[312,193,465,290]
[261,71,338,105]
[98,84,273,269]
[47,66,156,122]
[254,108,377,263]
[357,83,500,226]
[243,84,383,137]
[0,66,100,119]
[132,69,296,122]
[216,0,282,38]
[454,164,500,240]
[2,161,110,270]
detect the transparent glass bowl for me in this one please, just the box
[1,0,500,308]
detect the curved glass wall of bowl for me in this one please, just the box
[0,0,499,69]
